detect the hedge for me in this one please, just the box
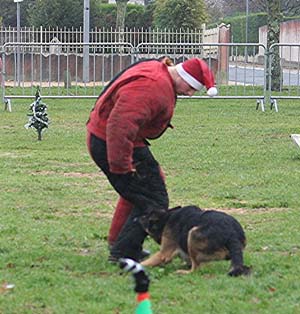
[94,4,153,29]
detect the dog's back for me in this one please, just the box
[166,206,245,252]
[141,205,251,276]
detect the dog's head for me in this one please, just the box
[139,208,170,244]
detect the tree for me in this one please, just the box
[204,0,225,23]
[126,5,147,28]
[251,0,298,91]
[252,0,300,16]
[0,0,35,26]
[154,0,207,29]
[221,0,299,91]
[265,0,282,91]
[142,1,156,28]
[94,4,117,28]
[116,0,129,30]
[205,0,300,22]
[93,4,152,29]
[204,0,262,22]
[28,0,83,28]
[27,0,99,28]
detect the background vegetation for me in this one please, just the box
[1,0,299,30]
[219,13,300,44]
[1,97,300,313]
[153,0,207,29]
[221,13,267,43]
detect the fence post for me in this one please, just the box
[83,0,90,83]
[0,52,5,106]
[1,49,12,111]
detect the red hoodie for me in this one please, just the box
[87,60,176,174]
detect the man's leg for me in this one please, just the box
[110,208,148,261]
[108,197,133,246]
[108,165,167,247]
[88,134,168,261]
[110,154,169,261]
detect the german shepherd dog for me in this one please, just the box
[139,205,251,276]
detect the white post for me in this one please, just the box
[83,0,90,83]
[4,98,12,112]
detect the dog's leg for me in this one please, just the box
[141,236,178,267]
[141,251,169,267]
[176,227,203,274]
[227,240,251,276]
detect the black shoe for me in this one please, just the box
[108,254,120,264]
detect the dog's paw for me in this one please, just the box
[228,265,252,277]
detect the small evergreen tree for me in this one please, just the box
[25,87,49,141]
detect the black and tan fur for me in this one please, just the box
[139,205,251,276]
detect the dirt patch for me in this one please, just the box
[63,172,100,178]
[53,207,286,220]
[211,207,287,215]
[30,170,104,179]
[0,152,32,158]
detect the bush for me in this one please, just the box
[222,12,267,44]
[153,0,207,29]
[125,5,146,29]
[220,13,267,55]
[94,4,117,28]
[94,3,153,29]
[222,13,300,44]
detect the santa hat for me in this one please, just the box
[175,58,218,96]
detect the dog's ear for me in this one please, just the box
[140,208,166,219]
[148,208,168,221]
[139,208,169,244]
[139,208,168,230]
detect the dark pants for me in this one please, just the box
[88,133,169,261]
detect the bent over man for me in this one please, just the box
[86,57,217,262]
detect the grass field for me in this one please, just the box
[1,97,300,314]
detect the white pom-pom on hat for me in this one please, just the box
[207,86,218,97]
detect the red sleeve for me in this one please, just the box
[106,79,163,174]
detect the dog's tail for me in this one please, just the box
[227,240,251,277]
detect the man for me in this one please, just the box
[86,57,217,262]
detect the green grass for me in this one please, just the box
[4,85,104,97]
[1,98,300,314]
[3,85,300,102]
[5,84,299,98]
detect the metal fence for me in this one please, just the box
[267,43,300,111]
[1,42,300,111]
[1,42,135,99]
[0,26,207,49]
